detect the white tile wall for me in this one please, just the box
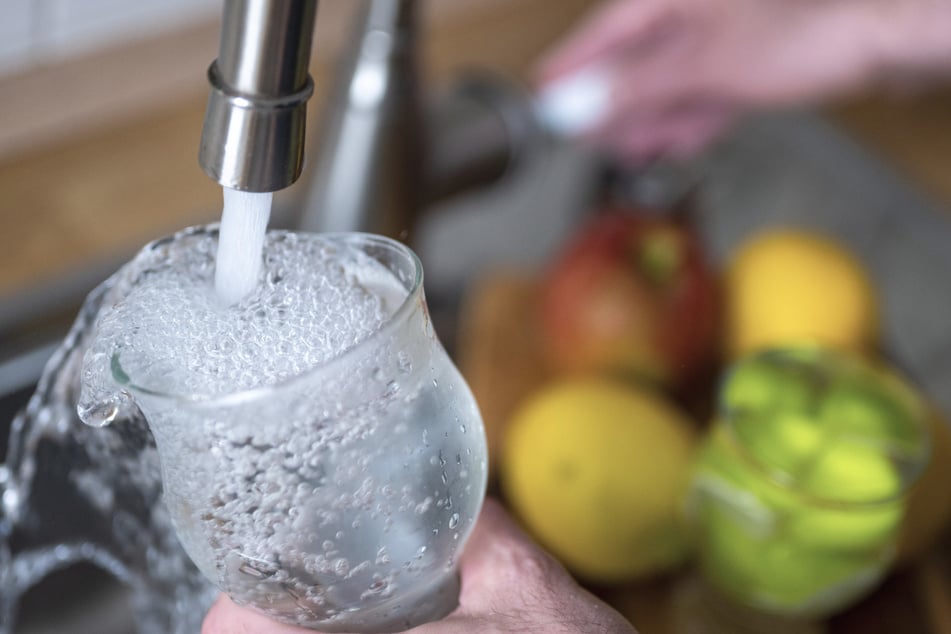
[0,0,220,76]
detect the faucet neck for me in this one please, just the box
[199,0,319,193]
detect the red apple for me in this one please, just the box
[541,210,719,387]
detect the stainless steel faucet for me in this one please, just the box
[199,0,537,237]
[199,0,319,193]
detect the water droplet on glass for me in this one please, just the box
[334,558,350,576]
[460,424,466,434]
[367,576,388,594]
[440,472,448,485]
[397,351,412,374]
[78,400,120,428]
[414,497,432,515]
[448,513,460,529]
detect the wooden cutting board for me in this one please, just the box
[456,270,951,634]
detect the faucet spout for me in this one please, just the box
[199,0,319,193]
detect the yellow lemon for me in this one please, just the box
[725,230,878,358]
[501,379,698,583]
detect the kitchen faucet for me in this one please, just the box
[198,0,537,239]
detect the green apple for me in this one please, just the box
[819,370,926,457]
[722,352,822,417]
[732,410,824,478]
[801,441,902,504]
[787,502,901,552]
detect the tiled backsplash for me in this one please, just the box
[1,0,220,76]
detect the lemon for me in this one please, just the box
[725,230,878,358]
[501,379,698,583]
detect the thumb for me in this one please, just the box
[453,497,569,614]
[201,594,319,634]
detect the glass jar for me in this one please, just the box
[81,232,488,633]
[687,346,930,618]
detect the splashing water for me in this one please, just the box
[0,227,226,633]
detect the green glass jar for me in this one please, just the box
[687,347,931,618]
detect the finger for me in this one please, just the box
[201,594,326,634]
[537,0,674,82]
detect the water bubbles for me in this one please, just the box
[364,574,390,598]
[333,558,350,577]
[397,351,412,374]
[414,497,433,515]
[448,513,460,529]
[83,232,403,400]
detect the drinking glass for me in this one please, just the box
[106,232,488,632]
[687,346,929,619]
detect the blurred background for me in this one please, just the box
[3,0,951,632]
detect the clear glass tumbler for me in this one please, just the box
[687,346,930,619]
[103,233,488,632]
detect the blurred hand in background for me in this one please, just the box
[538,0,951,161]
